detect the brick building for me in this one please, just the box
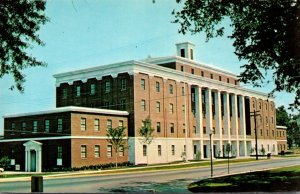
[276,125,288,153]
[0,42,288,171]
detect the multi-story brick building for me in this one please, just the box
[53,42,283,164]
[0,42,288,171]
[0,107,129,172]
[276,125,288,153]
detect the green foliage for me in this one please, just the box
[276,106,290,126]
[138,117,155,145]
[173,0,300,109]
[0,0,48,91]
[0,156,10,168]
[260,147,266,155]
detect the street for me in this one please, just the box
[0,157,299,193]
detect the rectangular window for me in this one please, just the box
[33,121,38,132]
[107,145,112,158]
[181,66,184,72]
[170,123,174,133]
[81,118,86,131]
[94,119,100,131]
[169,103,174,114]
[21,122,26,131]
[171,145,175,156]
[90,83,95,95]
[183,124,186,134]
[156,81,160,92]
[156,101,161,113]
[219,76,222,81]
[180,49,185,57]
[266,116,268,125]
[190,49,194,60]
[193,126,197,133]
[57,146,62,159]
[203,126,206,134]
[143,145,147,156]
[121,79,126,90]
[105,81,111,93]
[57,119,62,132]
[119,145,124,156]
[141,79,145,90]
[94,145,100,158]
[157,122,161,133]
[62,88,67,99]
[191,68,194,74]
[76,86,81,97]
[169,84,173,94]
[81,145,87,158]
[227,78,230,83]
[182,86,185,96]
[210,74,213,79]
[11,122,15,131]
[44,120,49,132]
[141,100,146,111]
[201,71,204,77]
[158,145,162,156]
[107,119,112,129]
[119,120,124,127]
[235,80,238,85]
[120,99,126,110]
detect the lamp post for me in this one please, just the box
[209,129,213,177]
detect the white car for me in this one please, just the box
[0,168,4,173]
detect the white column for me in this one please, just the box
[215,90,223,156]
[25,150,28,172]
[195,86,204,159]
[231,94,239,156]
[223,92,231,141]
[27,150,31,172]
[37,149,42,172]
[205,88,214,158]
[239,95,247,156]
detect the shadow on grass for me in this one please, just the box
[188,170,300,192]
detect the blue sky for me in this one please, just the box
[0,0,296,135]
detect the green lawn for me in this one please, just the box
[188,165,300,192]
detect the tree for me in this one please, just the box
[276,106,290,126]
[138,117,155,165]
[0,0,48,92]
[0,156,10,169]
[173,0,300,109]
[106,126,128,168]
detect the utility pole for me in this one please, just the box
[250,110,260,160]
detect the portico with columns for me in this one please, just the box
[23,140,42,172]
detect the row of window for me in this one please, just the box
[80,145,124,158]
[80,118,124,131]
[142,144,182,156]
[10,119,63,133]
[252,101,274,111]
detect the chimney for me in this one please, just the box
[176,42,195,60]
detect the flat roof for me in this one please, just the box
[276,125,287,130]
[3,106,129,118]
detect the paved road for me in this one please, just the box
[0,157,299,193]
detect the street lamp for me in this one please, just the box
[208,129,213,177]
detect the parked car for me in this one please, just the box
[0,168,4,172]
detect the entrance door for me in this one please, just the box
[213,145,217,158]
[203,145,207,158]
[30,150,36,172]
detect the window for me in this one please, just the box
[119,145,124,156]
[107,119,112,129]
[201,71,204,77]
[183,124,186,134]
[203,126,206,134]
[157,122,161,133]
[235,80,238,85]
[90,83,95,95]
[171,145,175,155]
[180,48,185,57]
[33,121,38,132]
[170,123,174,133]
[141,100,146,111]
[193,126,197,133]
[265,103,268,110]
[266,116,268,125]
[57,146,62,159]
[181,66,184,72]
[62,88,67,99]
[190,49,194,60]
[156,81,160,92]
[141,79,145,90]
[191,68,194,74]
[143,145,147,156]
[57,119,62,132]
[22,122,26,131]
[182,86,185,96]
[169,84,173,94]
[182,105,185,113]
[94,119,100,131]
[81,145,87,158]
[169,103,174,114]
[120,99,126,110]
[121,79,126,90]
[11,122,15,131]
[259,102,262,109]
[156,101,161,113]
[81,118,86,131]
[119,120,124,127]
[76,86,81,97]
[219,76,222,81]
[94,145,100,158]
[107,145,112,158]
[158,145,162,156]
[105,81,111,93]
[271,117,274,124]
[227,78,230,83]
[260,129,263,136]
[210,74,213,79]
[44,120,49,132]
